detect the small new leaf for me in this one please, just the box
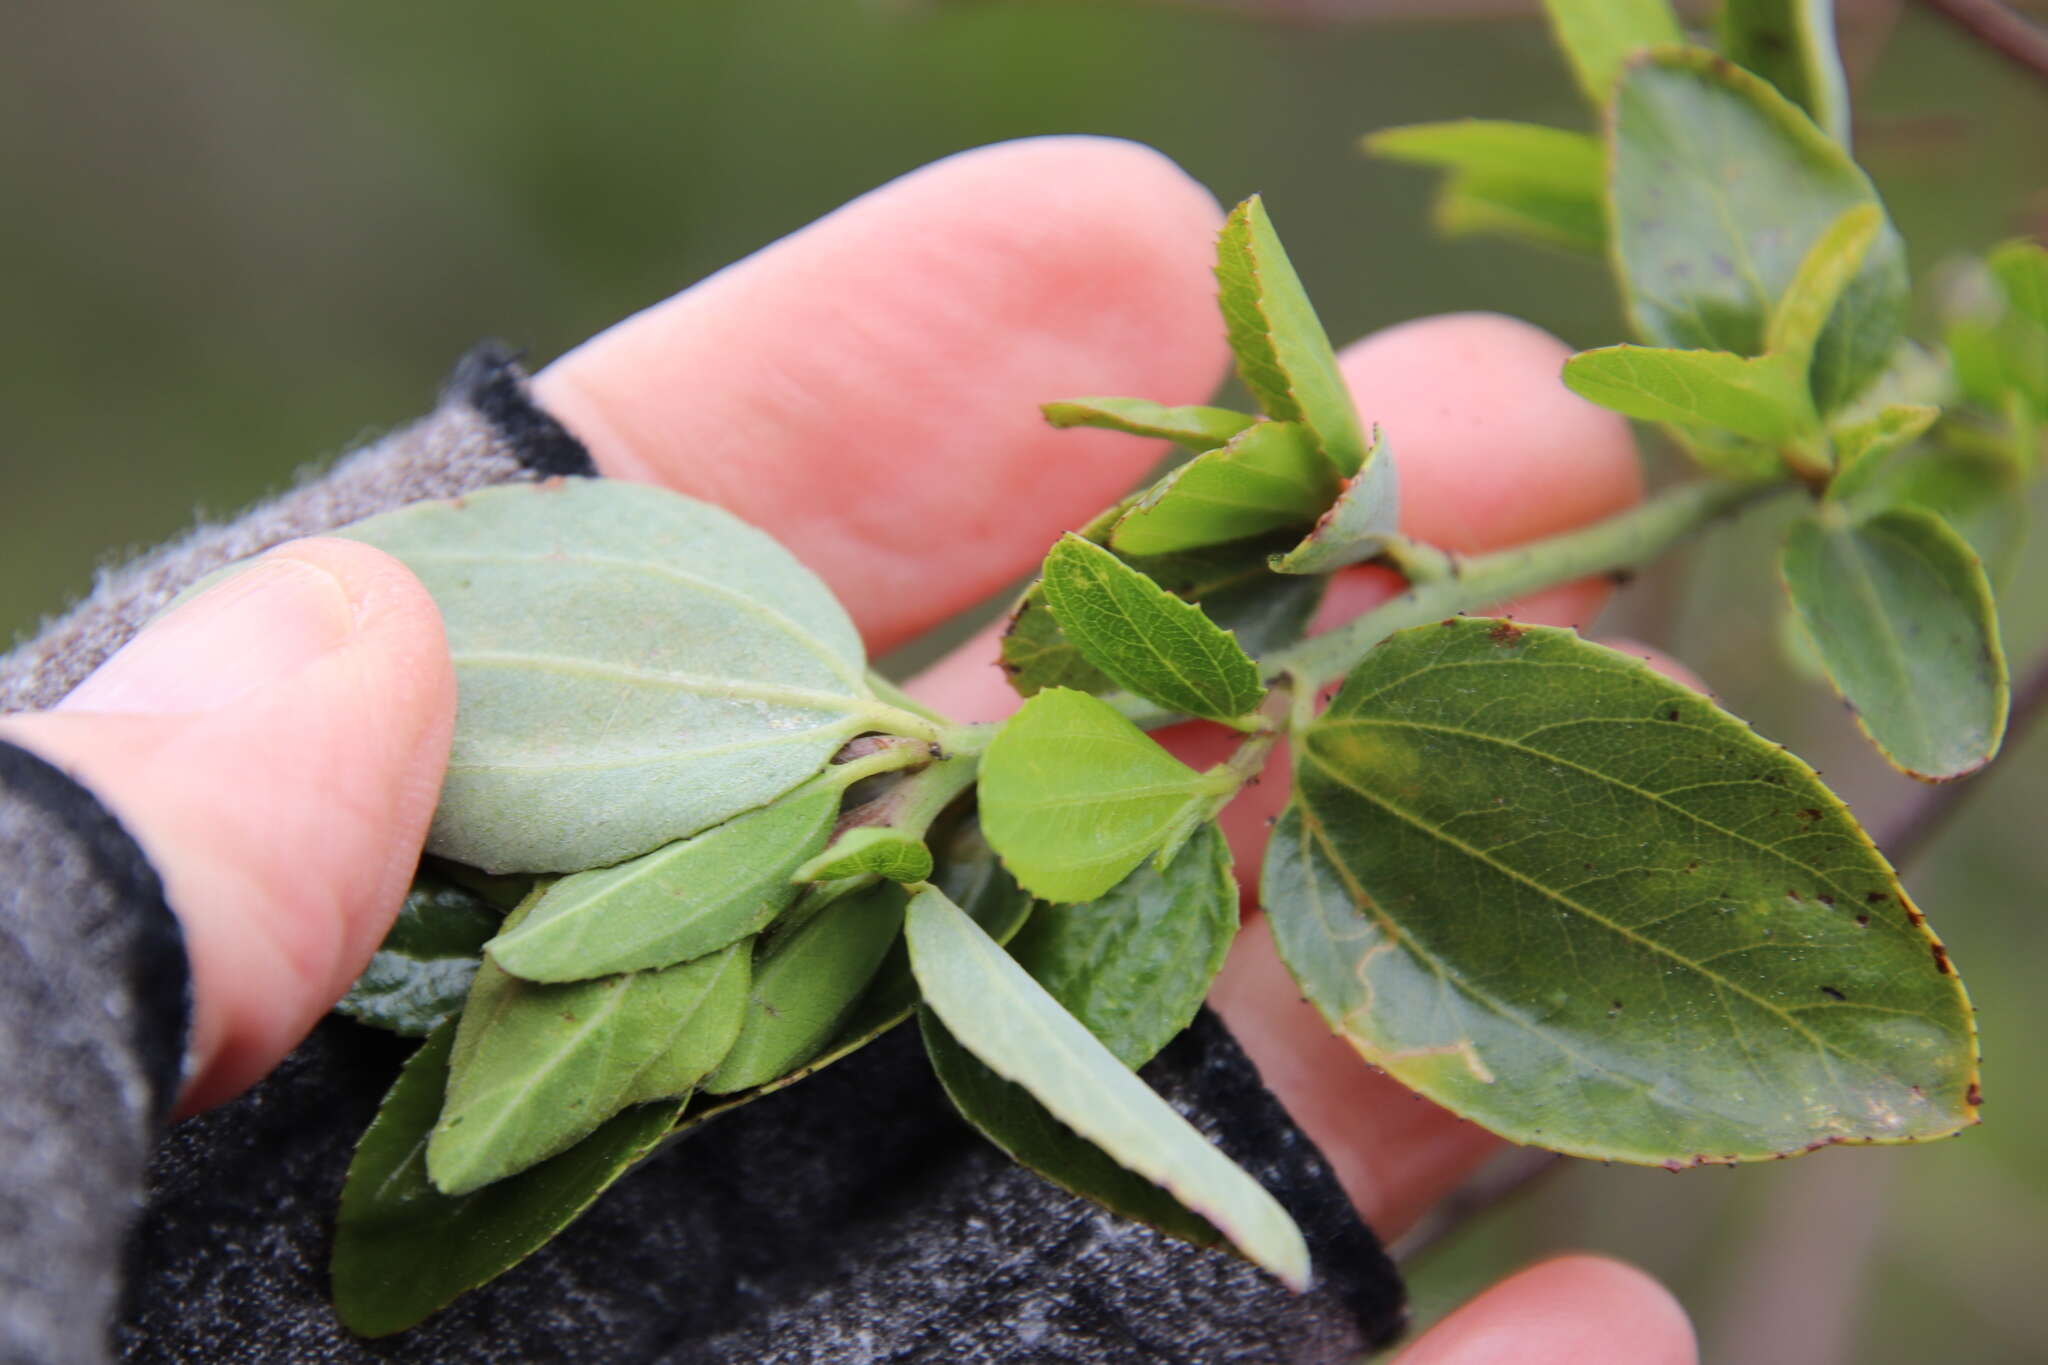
[979,689,1221,903]
[1039,534,1264,724]
[1269,426,1401,574]
[335,873,502,1037]
[1110,420,1338,557]
[905,885,1310,1291]
[1828,404,1941,501]
[1766,204,1884,388]
[793,826,934,884]
[1781,506,2008,781]
[1041,398,1256,451]
[333,1024,682,1337]
[1215,196,1368,476]
[1266,617,1979,1165]
[487,781,839,982]
[1540,0,1682,104]
[1366,120,1605,255]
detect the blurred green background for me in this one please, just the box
[4,1,2044,1359]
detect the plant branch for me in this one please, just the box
[1881,641,2048,868]
[1916,0,2048,82]
[1268,478,1784,693]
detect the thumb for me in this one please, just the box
[0,539,454,1112]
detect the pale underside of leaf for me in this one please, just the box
[1041,397,1257,451]
[905,886,1310,1291]
[1780,507,2008,781]
[340,480,872,873]
[1264,618,1977,1166]
[1268,426,1402,574]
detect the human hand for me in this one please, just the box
[0,136,1694,1361]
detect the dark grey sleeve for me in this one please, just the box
[0,348,1405,1364]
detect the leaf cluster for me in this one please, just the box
[319,0,2025,1337]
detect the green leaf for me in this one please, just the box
[1366,121,1606,255]
[1828,403,1941,499]
[335,873,502,1037]
[429,909,750,1196]
[1039,534,1265,724]
[1843,446,2027,586]
[1540,0,1682,104]
[1781,506,2008,780]
[1609,48,1907,415]
[1006,820,1238,1070]
[1041,397,1257,451]
[1948,317,2048,420]
[340,480,876,873]
[919,1010,1224,1253]
[1001,501,1322,699]
[1766,205,1884,390]
[701,881,908,1094]
[792,826,934,884]
[333,1024,683,1337]
[485,780,837,983]
[979,689,1222,903]
[905,885,1309,1290]
[1215,196,1368,476]
[1989,239,2048,331]
[1268,616,1978,1165]
[1717,0,1852,145]
[1562,345,1810,448]
[1109,420,1339,557]
[1269,426,1402,574]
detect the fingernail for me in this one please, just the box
[61,554,357,714]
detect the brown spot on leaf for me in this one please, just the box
[1866,892,1889,904]
[1930,943,1952,975]
[1967,1082,1983,1107]
[1665,709,1681,721]
[1820,985,1846,1001]
[1817,894,1835,907]
[1797,808,1822,822]
[1855,913,1871,928]
[1487,621,1526,646]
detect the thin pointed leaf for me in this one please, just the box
[340,480,874,873]
[979,689,1220,903]
[1039,534,1264,723]
[1766,205,1884,398]
[1110,420,1338,557]
[336,873,503,1037]
[1367,121,1605,255]
[429,916,750,1196]
[1041,398,1257,451]
[487,781,838,983]
[333,1025,683,1337]
[701,881,908,1094]
[1609,48,1907,415]
[1007,820,1238,1070]
[1562,345,1810,449]
[1215,197,1368,476]
[1540,0,1682,104]
[1269,426,1402,574]
[1781,506,2008,780]
[920,1011,1225,1252]
[1718,0,1852,145]
[1267,617,1978,1166]
[792,826,934,884]
[905,885,1310,1291]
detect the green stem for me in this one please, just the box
[1268,478,1782,693]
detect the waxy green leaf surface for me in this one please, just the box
[905,885,1309,1290]
[1006,820,1238,1070]
[341,480,875,873]
[1844,446,2026,587]
[333,1024,683,1337]
[1039,534,1264,724]
[1041,397,1256,451]
[1781,507,2008,780]
[1609,48,1906,415]
[430,912,750,1196]
[1110,420,1339,557]
[980,689,1221,903]
[336,873,503,1037]
[488,781,837,983]
[1215,196,1367,476]
[702,881,908,1094]
[1563,345,1809,448]
[1265,618,1978,1165]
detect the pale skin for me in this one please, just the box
[1,137,1697,1362]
